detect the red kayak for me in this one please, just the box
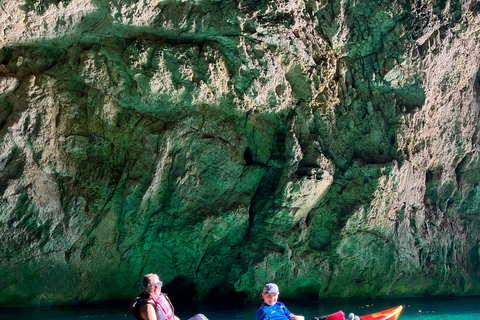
[359,306,403,320]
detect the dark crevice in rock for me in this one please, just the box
[243,147,254,166]
[239,0,270,12]
[294,156,323,179]
[163,275,197,303]
[80,235,96,260]
[474,65,480,99]
[394,81,426,114]
[203,283,247,303]
[243,147,266,167]
[433,0,448,17]
[0,146,26,196]
[294,166,322,179]
[247,166,283,228]
[455,154,469,188]
[423,165,465,215]
[0,47,13,66]
[244,125,287,246]
[0,44,68,80]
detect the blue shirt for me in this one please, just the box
[256,302,293,320]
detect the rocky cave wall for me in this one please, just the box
[1,0,480,307]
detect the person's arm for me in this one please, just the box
[282,302,304,320]
[174,316,180,320]
[256,308,268,320]
[143,302,157,320]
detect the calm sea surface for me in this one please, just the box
[2,297,480,320]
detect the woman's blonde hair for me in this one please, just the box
[141,273,159,293]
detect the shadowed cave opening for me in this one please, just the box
[204,285,248,303]
[163,276,197,303]
[163,276,247,304]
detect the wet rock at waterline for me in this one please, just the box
[1,0,480,307]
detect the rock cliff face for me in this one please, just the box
[1,0,480,307]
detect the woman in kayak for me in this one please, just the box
[139,273,180,320]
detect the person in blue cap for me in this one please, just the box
[255,283,360,320]
[255,283,304,320]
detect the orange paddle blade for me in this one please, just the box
[359,306,403,320]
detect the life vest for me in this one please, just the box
[150,293,175,320]
[136,293,175,320]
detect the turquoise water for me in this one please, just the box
[2,297,480,320]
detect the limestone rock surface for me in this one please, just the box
[1,0,480,307]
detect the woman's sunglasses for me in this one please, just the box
[150,281,163,287]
